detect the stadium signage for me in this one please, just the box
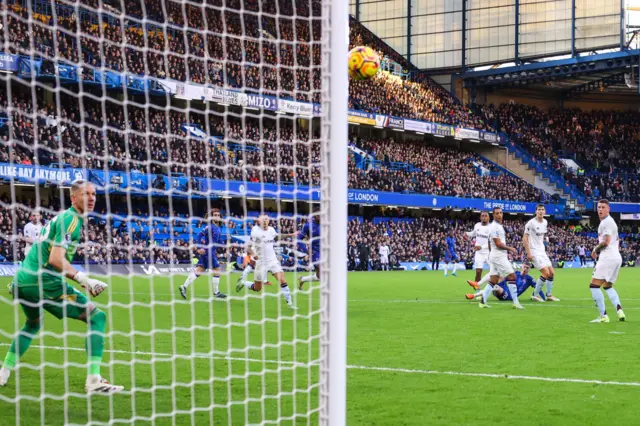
[347,188,562,214]
[480,131,499,143]
[247,94,278,111]
[278,99,314,115]
[455,128,480,140]
[0,164,86,184]
[403,120,432,133]
[0,54,18,72]
[348,110,376,125]
[348,190,380,203]
[0,264,19,276]
[434,124,455,137]
[387,117,404,129]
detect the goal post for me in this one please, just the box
[0,0,347,424]
[323,1,348,426]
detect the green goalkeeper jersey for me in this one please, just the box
[17,206,83,289]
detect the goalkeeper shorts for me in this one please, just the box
[11,279,90,320]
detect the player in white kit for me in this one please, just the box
[479,207,523,309]
[22,213,44,259]
[523,204,560,302]
[589,200,625,323]
[379,238,390,271]
[236,214,297,309]
[465,211,491,289]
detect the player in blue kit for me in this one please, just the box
[178,208,228,299]
[465,264,543,302]
[297,213,321,290]
[444,230,459,277]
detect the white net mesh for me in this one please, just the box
[0,0,342,424]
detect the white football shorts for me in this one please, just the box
[592,257,622,284]
[254,258,283,282]
[531,252,552,270]
[473,252,489,270]
[489,256,515,278]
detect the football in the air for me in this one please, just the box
[348,46,380,80]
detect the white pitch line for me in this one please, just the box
[347,365,640,388]
[2,344,640,389]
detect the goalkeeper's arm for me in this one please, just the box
[49,246,107,296]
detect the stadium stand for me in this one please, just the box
[347,216,640,266]
[1,0,638,267]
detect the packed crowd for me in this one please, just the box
[347,216,640,265]
[0,196,193,264]
[2,189,640,266]
[483,103,640,201]
[0,0,638,208]
[1,0,491,127]
[2,85,546,201]
[350,137,546,202]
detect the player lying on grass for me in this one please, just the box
[466,264,544,302]
[0,180,123,393]
[178,208,227,300]
[236,215,297,309]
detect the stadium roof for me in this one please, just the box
[460,49,640,98]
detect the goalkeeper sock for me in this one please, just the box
[242,265,253,281]
[3,320,41,369]
[182,272,198,289]
[212,276,220,294]
[534,276,546,297]
[280,283,292,304]
[86,309,106,377]
[481,284,494,304]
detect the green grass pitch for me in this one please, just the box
[1,268,639,425]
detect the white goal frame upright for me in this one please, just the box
[322,1,348,425]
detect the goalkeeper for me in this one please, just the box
[0,180,123,393]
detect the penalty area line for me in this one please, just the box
[2,344,640,388]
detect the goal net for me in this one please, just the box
[0,0,346,424]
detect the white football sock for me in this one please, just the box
[280,284,292,303]
[452,264,458,274]
[182,272,198,289]
[481,283,494,304]
[212,276,220,294]
[507,282,520,305]
[301,275,318,283]
[604,287,622,311]
[444,264,449,275]
[534,277,545,296]
[242,265,253,281]
[590,287,607,316]
[478,273,491,286]
[545,279,554,296]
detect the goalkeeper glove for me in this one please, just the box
[73,272,108,297]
